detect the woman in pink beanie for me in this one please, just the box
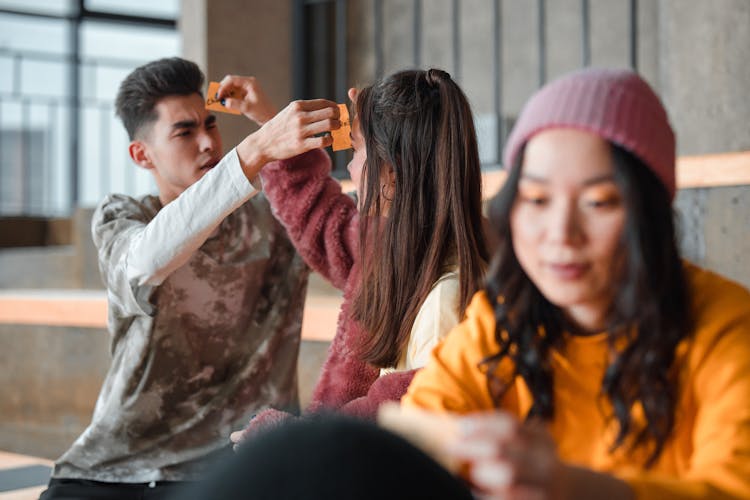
[401,67,750,499]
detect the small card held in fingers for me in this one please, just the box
[331,103,352,151]
[206,81,241,115]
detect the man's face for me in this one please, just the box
[136,93,223,204]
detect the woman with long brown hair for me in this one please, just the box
[226,68,488,436]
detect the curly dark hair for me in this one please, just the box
[481,143,691,466]
[115,57,204,140]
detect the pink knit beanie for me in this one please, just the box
[503,68,676,199]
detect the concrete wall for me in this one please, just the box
[0,325,111,459]
[347,0,750,288]
[180,0,294,154]
[660,0,750,287]
[0,208,99,289]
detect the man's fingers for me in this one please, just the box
[219,74,238,86]
[289,99,339,113]
[216,75,254,99]
[305,118,341,137]
[301,105,340,123]
[216,83,242,100]
[304,134,333,150]
[221,97,243,111]
[216,75,237,98]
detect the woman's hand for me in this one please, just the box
[446,411,633,500]
[229,429,247,453]
[229,408,297,452]
[216,75,278,126]
[447,412,563,499]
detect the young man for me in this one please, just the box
[40,57,338,499]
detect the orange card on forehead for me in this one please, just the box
[331,103,352,151]
[205,81,241,115]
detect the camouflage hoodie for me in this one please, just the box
[53,149,309,482]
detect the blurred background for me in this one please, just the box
[0,0,748,496]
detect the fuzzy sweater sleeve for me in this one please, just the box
[335,369,417,420]
[242,368,417,437]
[306,294,418,416]
[260,149,358,290]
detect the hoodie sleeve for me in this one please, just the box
[92,148,258,318]
[260,149,359,291]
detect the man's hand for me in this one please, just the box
[236,99,340,180]
[216,75,278,126]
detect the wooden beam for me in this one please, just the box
[343,151,750,200]
[0,290,340,342]
[677,151,750,189]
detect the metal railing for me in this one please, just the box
[0,48,153,215]
[0,4,176,217]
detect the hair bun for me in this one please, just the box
[425,68,451,87]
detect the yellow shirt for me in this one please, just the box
[381,271,460,375]
[402,263,750,500]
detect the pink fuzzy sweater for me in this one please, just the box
[241,149,416,434]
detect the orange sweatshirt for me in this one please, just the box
[402,263,750,499]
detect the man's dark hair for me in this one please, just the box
[115,57,205,140]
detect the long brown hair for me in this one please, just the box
[351,68,488,368]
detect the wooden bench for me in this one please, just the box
[0,289,341,342]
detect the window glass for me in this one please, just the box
[0,13,70,55]
[0,0,74,16]
[0,8,175,215]
[81,21,179,61]
[84,0,179,19]
[79,21,177,206]
[0,14,71,215]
